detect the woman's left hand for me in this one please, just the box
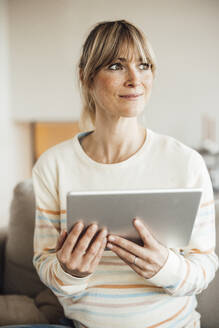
[107,218,169,279]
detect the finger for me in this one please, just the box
[90,236,107,269]
[130,260,160,279]
[56,230,67,251]
[107,242,138,264]
[60,221,84,258]
[107,242,149,278]
[84,228,107,263]
[133,218,157,247]
[73,223,98,257]
[129,262,149,278]
[128,255,148,271]
[107,234,145,259]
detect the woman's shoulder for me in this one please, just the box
[149,129,200,159]
[148,129,205,172]
[33,136,76,174]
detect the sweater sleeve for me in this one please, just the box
[146,151,219,296]
[32,156,91,298]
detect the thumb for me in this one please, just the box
[133,217,157,247]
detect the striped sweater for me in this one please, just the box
[32,128,218,328]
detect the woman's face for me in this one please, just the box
[90,48,153,120]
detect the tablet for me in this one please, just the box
[67,189,202,248]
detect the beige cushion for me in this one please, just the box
[3,180,44,296]
[0,295,48,325]
[35,288,64,324]
[1,180,64,324]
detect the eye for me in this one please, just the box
[108,63,123,70]
[108,62,152,71]
[139,63,151,70]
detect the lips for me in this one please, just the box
[119,94,143,98]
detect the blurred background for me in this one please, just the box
[0,0,219,227]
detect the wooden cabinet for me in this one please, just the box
[33,122,80,162]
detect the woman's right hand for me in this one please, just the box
[56,221,107,278]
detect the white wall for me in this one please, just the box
[0,0,32,227]
[8,0,219,148]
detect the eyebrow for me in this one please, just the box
[116,57,146,62]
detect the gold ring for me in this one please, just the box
[133,256,137,265]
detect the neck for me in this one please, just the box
[80,123,146,164]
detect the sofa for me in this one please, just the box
[0,180,64,326]
[0,180,218,327]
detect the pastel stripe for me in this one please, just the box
[200,264,206,280]
[71,290,163,300]
[94,270,138,275]
[67,297,188,319]
[146,297,190,328]
[54,273,65,286]
[174,259,190,292]
[89,284,161,289]
[68,298,173,317]
[72,297,162,308]
[167,297,196,328]
[190,247,214,254]
[36,223,61,231]
[36,213,66,223]
[37,206,66,215]
[200,200,214,208]
[199,209,214,217]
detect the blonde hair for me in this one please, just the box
[77,19,157,131]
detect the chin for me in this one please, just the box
[120,107,145,117]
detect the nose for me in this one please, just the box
[124,67,141,87]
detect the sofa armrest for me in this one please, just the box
[0,227,7,292]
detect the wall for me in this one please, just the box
[8,0,219,148]
[0,0,32,227]
[1,0,218,226]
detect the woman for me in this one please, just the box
[32,20,218,328]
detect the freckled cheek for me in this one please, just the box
[102,76,121,90]
[97,79,121,100]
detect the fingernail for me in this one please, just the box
[107,242,113,249]
[102,229,107,236]
[108,235,115,241]
[77,222,83,228]
[91,224,98,230]
[134,218,141,225]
